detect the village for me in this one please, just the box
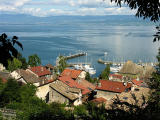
[0,57,155,111]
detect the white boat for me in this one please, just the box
[110,65,122,73]
[73,64,96,75]
[74,64,83,70]
[84,65,96,75]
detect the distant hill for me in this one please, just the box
[0,14,152,25]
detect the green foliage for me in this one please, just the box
[0,33,23,67]
[74,104,87,117]
[0,78,21,107]
[28,54,41,67]
[0,112,2,120]
[85,72,95,83]
[7,58,22,72]
[0,78,5,94]
[85,102,107,120]
[17,53,28,69]
[58,56,67,73]
[99,64,110,80]
[111,0,160,22]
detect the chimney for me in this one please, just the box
[123,82,127,86]
[41,67,44,71]
[98,82,101,87]
[136,77,139,81]
[131,86,135,91]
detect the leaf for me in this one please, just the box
[15,41,23,50]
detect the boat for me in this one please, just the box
[73,64,96,75]
[74,64,83,70]
[110,65,122,73]
[84,65,96,75]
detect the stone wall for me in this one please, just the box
[49,88,70,104]
[36,83,50,100]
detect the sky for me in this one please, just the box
[0,0,136,17]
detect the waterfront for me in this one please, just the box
[0,15,159,76]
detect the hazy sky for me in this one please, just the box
[0,0,136,16]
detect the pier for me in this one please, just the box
[56,52,87,66]
[64,52,86,60]
[68,62,91,67]
[97,59,158,66]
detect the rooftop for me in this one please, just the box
[96,80,132,93]
[61,69,82,79]
[50,80,79,101]
[29,66,51,77]
[16,69,40,83]
[58,76,90,95]
[109,74,123,79]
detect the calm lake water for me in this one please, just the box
[0,15,159,76]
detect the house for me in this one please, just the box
[28,66,52,79]
[0,71,11,83]
[109,74,123,81]
[45,64,55,73]
[58,76,90,95]
[58,76,96,102]
[96,80,132,100]
[49,80,82,105]
[0,63,5,71]
[11,69,40,86]
[60,69,86,80]
[132,78,148,88]
[11,69,54,101]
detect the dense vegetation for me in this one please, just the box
[99,64,110,80]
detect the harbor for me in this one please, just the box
[97,58,158,67]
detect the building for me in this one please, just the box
[96,80,132,100]
[60,69,86,80]
[45,64,55,73]
[0,71,11,83]
[11,69,54,101]
[49,80,82,105]
[0,63,5,71]
[28,66,52,79]
[109,74,123,81]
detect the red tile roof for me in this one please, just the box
[0,77,7,83]
[78,79,96,90]
[109,74,123,79]
[96,80,132,93]
[61,69,82,79]
[91,97,107,104]
[58,76,90,95]
[132,79,144,86]
[29,66,51,77]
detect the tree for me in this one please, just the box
[99,64,110,80]
[110,0,160,22]
[7,58,22,72]
[0,78,21,107]
[0,33,23,67]
[28,54,41,67]
[58,56,67,73]
[85,72,94,83]
[17,53,28,69]
[153,25,160,42]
